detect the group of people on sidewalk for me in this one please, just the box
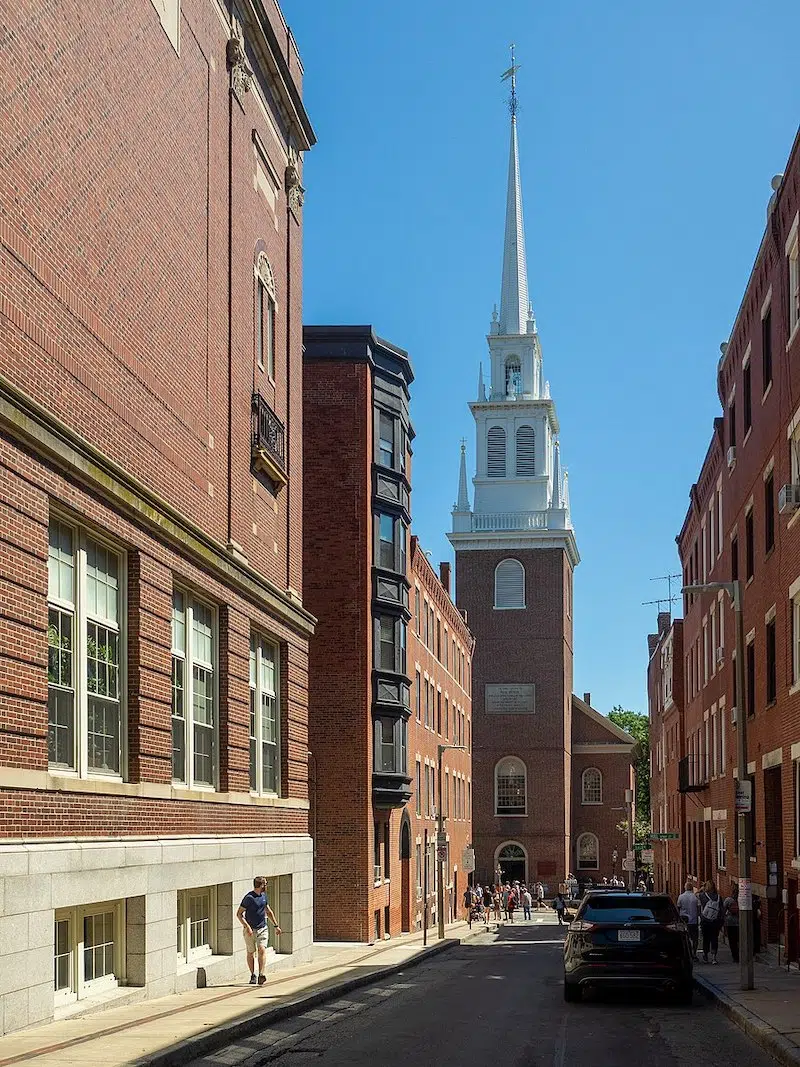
[463,880,547,923]
[676,878,762,965]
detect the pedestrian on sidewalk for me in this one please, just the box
[502,884,510,920]
[508,886,517,923]
[554,892,567,925]
[483,883,493,927]
[723,884,740,962]
[522,886,532,920]
[677,879,700,959]
[699,879,723,964]
[493,885,502,923]
[237,876,281,985]
[537,881,545,911]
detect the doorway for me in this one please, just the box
[496,842,527,885]
[764,766,783,943]
[400,818,411,933]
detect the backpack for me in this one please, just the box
[701,895,722,923]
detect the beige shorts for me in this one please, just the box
[243,925,269,954]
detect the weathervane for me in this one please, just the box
[501,43,521,118]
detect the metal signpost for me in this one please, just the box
[683,580,753,991]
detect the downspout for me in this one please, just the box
[226,0,235,549]
[285,188,291,590]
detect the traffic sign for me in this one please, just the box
[650,832,679,840]
[641,849,654,865]
[437,843,448,864]
[622,858,636,872]
[625,849,634,861]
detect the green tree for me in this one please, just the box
[608,706,650,831]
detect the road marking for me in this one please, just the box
[553,1015,568,1067]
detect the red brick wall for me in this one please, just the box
[648,620,686,895]
[571,748,634,880]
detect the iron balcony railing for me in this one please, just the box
[251,392,286,480]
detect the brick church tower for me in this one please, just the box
[448,58,580,888]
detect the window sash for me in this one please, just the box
[172,590,217,789]
[582,770,602,804]
[379,412,394,467]
[54,901,122,1001]
[177,887,216,963]
[249,636,279,795]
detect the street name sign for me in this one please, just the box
[650,832,679,840]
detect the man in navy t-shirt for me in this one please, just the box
[237,876,281,985]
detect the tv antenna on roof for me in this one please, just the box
[641,573,682,617]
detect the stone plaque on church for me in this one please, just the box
[485,683,535,715]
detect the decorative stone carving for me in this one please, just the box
[285,148,305,210]
[227,29,252,102]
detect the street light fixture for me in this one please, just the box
[683,580,753,991]
[437,743,468,940]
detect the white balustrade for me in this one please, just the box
[473,510,549,531]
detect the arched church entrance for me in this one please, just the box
[495,841,528,885]
[400,816,411,932]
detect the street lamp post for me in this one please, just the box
[683,581,753,991]
[625,788,635,889]
[437,743,468,940]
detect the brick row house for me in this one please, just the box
[302,325,474,943]
[0,0,316,1034]
[652,128,800,961]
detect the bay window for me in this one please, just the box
[373,716,407,775]
[171,589,216,788]
[375,614,407,674]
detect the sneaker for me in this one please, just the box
[249,974,257,985]
[711,957,718,965]
[257,973,267,985]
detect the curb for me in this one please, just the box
[137,934,470,1066]
[693,973,800,1067]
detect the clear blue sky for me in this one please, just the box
[283,0,800,717]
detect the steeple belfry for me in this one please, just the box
[498,45,529,337]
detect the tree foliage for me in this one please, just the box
[608,706,650,826]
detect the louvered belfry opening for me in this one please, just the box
[487,426,506,477]
[515,425,535,476]
[494,558,525,608]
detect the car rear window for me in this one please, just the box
[580,895,678,924]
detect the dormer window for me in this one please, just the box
[505,357,522,397]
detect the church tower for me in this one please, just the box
[448,54,580,888]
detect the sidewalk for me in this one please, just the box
[0,920,482,1067]
[694,952,800,1066]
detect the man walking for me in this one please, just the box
[237,876,281,985]
[677,879,700,959]
[723,884,740,962]
[522,885,532,920]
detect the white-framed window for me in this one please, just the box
[793,589,800,686]
[515,425,535,475]
[255,253,276,377]
[416,842,422,899]
[795,760,800,859]
[494,558,525,609]
[53,899,124,1004]
[716,828,727,871]
[487,426,506,478]
[249,635,280,795]
[576,832,599,871]
[495,756,526,815]
[788,214,799,340]
[47,518,125,778]
[177,886,216,964]
[581,767,603,805]
[171,589,217,789]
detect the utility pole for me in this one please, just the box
[683,580,753,991]
[437,744,468,940]
[625,787,635,890]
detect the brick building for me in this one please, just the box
[303,326,474,942]
[448,80,635,890]
[647,614,686,896]
[664,128,800,960]
[0,0,315,1034]
[409,541,473,933]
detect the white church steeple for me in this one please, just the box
[449,49,579,568]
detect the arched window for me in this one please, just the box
[581,767,603,805]
[505,357,522,396]
[515,425,535,476]
[496,841,527,883]
[576,832,599,871]
[494,559,525,609]
[487,426,506,477]
[255,253,277,377]
[495,757,526,815]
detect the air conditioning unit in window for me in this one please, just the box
[715,646,724,666]
[727,446,736,469]
[779,484,800,514]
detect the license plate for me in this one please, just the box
[617,929,641,942]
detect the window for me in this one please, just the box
[766,618,777,705]
[495,757,526,815]
[415,760,421,815]
[177,886,216,963]
[376,512,406,573]
[416,843,422,898]
[54,900,122,1003]
[505,357,522,396]
[576,832,599,871]
[746,637,755,718]
[494,559,525,609]
[487,426,506,477]
[255,256,276,377]
[789,219,800,339]
[729,400,737,450]
[443,627,448,670]
[436,689,442,733]
[415,670,421,722]
[581,767,602,805]
[378,411,395,468]
[515,425,535,476]
[172,591,216,788]
[743,359,752,434]
[373,822,381,883]
[715,828,727,872]
[765,472,775,555]
[444,695,449,738]
[793,592,800,686]
[378,513,394,569]
[762,304,773,392]
[47,519,124,777]
[731,532,738,581]
[374,716,407,775]
[249,636,279,794]
[745,508,754,581]
[425,764,431,816]
[376,615,406,673]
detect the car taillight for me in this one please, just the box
[666,921,687,932]
[568,920,597,932]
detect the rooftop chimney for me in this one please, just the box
[583,692,591,706]
[648,634,659,656]
[657,611,670,636]
[439,562,451,597]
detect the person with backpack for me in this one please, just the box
[553,892,567,925]
[699,879,723,963]
[723,883,740,962]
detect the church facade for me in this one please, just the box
[448,67,635,889]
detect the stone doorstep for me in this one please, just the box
[0,921,483,1067]
[694,970,800,1067]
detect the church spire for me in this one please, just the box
[454,439,471,512]
[498,45,529,337]
[551,439,563,509]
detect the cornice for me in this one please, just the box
[447,528,580,568]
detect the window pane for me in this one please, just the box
[379,412,394,467]
[86,540,119,624]
[172,591,186,653]
[87,623,119,700]
[83,911,115,982]
[379,514,394,569]
[192,601,213,665]
[54,918,71,992]
[48,521,74,604]
[189,892,211,950]
[87,697,121,774]
[193,666,214,785]
[172,656,186,782]
[379,617,395,670]
[48,689,75,769]
[261,692,277,792]
[48,608,73,689]
[259,641,276,695]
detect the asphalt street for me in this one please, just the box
[186,918,778,1067]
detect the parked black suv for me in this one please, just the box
[563,892,693,1003]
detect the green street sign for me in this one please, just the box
[633,842,648,850]
[650,832,679,840]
